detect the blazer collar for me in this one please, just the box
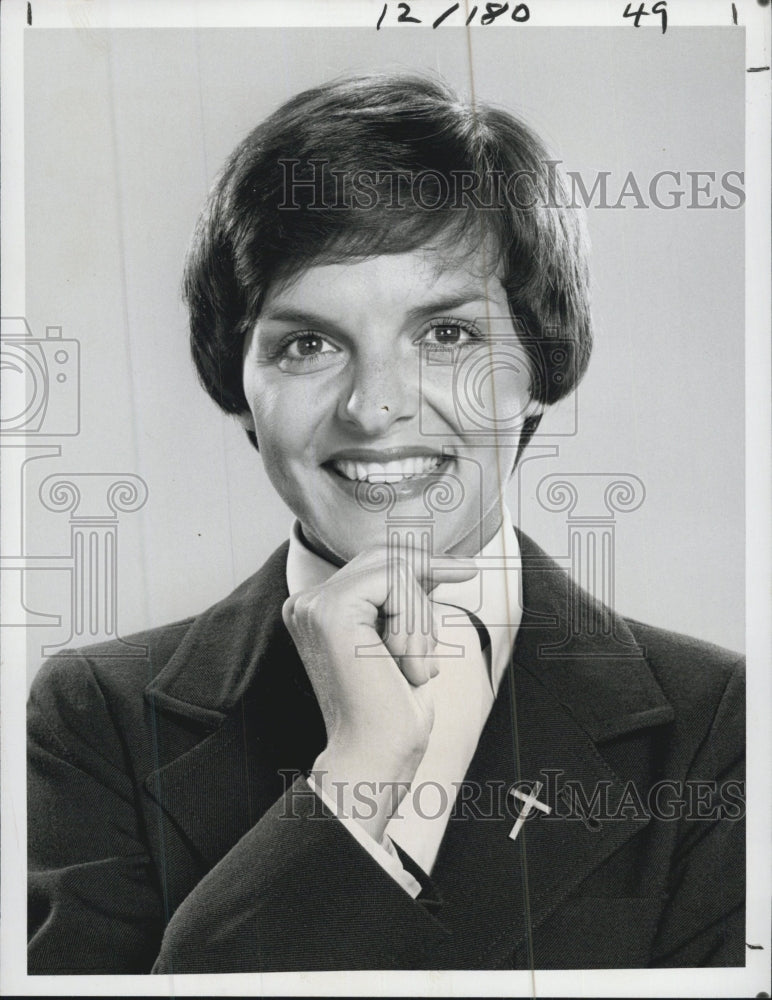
[512,532,674,742]
[144,531,673,745]
[144,540,296,729]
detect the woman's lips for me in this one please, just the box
[329,454,444,484]
[323,452,454,501]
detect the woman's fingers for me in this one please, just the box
[398,629,440,687]
[379,556,447,687]
[334,545,478,679]
[423,556,479,584]
[284,543,475,689]
[381,558,428,660]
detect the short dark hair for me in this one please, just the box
[183,73,592,437]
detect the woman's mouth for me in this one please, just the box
[330,454,444,484]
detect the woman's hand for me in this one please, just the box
[282,544,478,843]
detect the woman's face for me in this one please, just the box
[241,242,540,564]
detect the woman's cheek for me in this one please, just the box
[419,365,460,425]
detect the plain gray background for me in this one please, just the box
[23,27,745,677]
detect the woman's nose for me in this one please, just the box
[337,353,417,435]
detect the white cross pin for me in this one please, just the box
[508,782,552,841]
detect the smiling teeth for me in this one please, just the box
[333,456,443,483]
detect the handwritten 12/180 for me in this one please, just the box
[376,2,531,30]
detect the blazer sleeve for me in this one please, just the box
[28,653,449,974]
[27,653,165,973]
[650,658,746,967]
[151,777,449,973]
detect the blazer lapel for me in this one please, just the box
[425,531,675,968]
[142,542,326,869]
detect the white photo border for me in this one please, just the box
[1,0,769,996]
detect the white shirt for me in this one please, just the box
[286,511,522,897]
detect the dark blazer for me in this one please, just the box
[27,532,745,973]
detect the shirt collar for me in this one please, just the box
[431,512,521,694]
[286,510,522,694]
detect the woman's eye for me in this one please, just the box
[283,334,336,359]
[270,332,341,373]
[424,321,480,346]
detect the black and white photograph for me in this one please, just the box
[1,0,769,995]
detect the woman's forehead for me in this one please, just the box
[264,237,506,310]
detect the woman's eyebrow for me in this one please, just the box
[402,288,492,324]
[257,307,349,337]
[261,288,494,332]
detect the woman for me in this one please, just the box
[27,74,744,973]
